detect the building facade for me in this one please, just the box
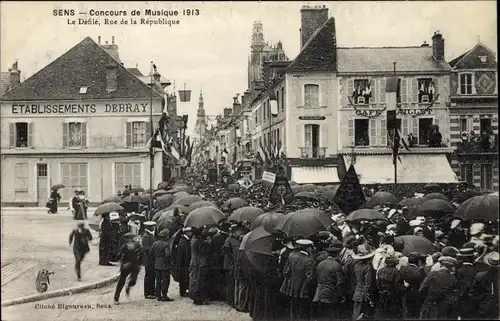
[1,37,164,206]
[448,43,498,191]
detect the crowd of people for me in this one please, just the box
[66,172,498,320]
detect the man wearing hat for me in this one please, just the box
[312,241,346,321]
[142,221,157,299]
[149,229,174,302]
[189,228,214,306]
[399,252,427,319]
[434,230,449,252]
[69,221,93,281]
[221,224,244,307]
[471,251,499,319]
[175,227,193,298]
[352,244,376,320]
[114,232,143,305]
[455,248,476,319]
[209,221,231,302]
[280,239,316,321]
[376,255,404,319]
[430,246,459,272]
[419,256,459,319]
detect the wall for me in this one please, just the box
[285,72,338,158]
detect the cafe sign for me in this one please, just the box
[354,108,433,117]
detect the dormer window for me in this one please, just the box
[352,79,372,104]
[479,55,487,63]
[418,78,435,103]
[79,87,88,94]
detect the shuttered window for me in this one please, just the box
[400,78,408,103]
[61,163,88,200]
[378,78,386,104]
[281,87,285,111]
[370,119,377,146]
[63,122,87,148]
[304,84,320,108]
[480,164,493,190]
[14,163,29,191]
[380,119,387,146]
[460,164,473,185]
[115,163,141,194]
[348,119,355,144]
[126,121,150,148]
[9,122,34,148]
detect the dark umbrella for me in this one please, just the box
[301,184,317,192]
[242,226,276,274]
[93,202,123,216]
[173,191,190,200]
[166,188,179,194]
[121,194,142,203]
[452,190,483,204]
[155,194,174,209]
[295,191,319,202]
[140,193,153,203]
[228,184,240,192]
[228,206,264,222]
[365,191,397,208]
[223,197,248,210]
[175,195,203,207]
[424,183,442,193]
[398,198,420,208]
[174,185,192,193]
[128,212,146,222]
[157,181,169,190]
[153,190,169,197]
[101,195,122,204]
[419,199,455,217]
[291,185,304,194]
[395,235,436,256]
[289,181,298,186]
[184,207,225,228]
[277,208,332,238]
[346,209,386,222]
[420,192,448,203]
[321,189,339,201]
[164,204,189,214]
[129,187,145,193]
[187,201,217,213]
[454,195,499,221]
[51,184,65,190]
[252,212,286,233]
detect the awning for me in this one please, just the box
[343,154,459,184]
[291,166,340,184]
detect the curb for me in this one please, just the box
[1,273,120,307]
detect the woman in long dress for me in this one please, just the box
[48,189,61,214]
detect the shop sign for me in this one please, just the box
[397,108,433,116]
[299,116,326,120]
[354,109,385,117]
[261,171,276,184]
[10,102,151,114]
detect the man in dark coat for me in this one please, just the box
[279,239,316,321]
[399,252,427,319]
[419,256,459,319]
[209,222,230,301]
[351,244,376,320]
[454,248,477,319]
[312,242,346,321]
[114,233,142,305]
[189,228,213,305]
[99,213,114,266]
[69,222,93,281]
[149,229,174,302]
[175,227,193,297]
[221,225,244,307]
[376,256,405,319]
[141,221,156,299]
[471,252,499,319]
[168,208,184,238]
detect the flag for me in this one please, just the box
[333,164,366,214]
[145,128,170,156]
[259,139,270,167]
[162,94,168,114]
[385,76,400,111]
[268,88,278,116]
[389,128,411,165]
[256,152,264,165]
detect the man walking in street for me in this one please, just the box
[114,233,143,305]
[142,221,157,299]
[69,222,93,281]
[150,229,174,302]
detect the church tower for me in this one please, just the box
[195,90,207,139]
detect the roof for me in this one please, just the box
[100,44,122,63]
[337,46,451,73]
[0,72,10,97]
[449,43,497,69]
[2,37,163,101]
[127,68,143,76]
[281,17,337,73]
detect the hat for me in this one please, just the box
[352,244,376,260]
[109,212,120,220]
[182,227,192,232]
[385,256,399,266]
[330,239,344,249]
[387,209,397,219]
[441,246,460,258]
[458,248,475,257]
[76,221,85,227]
[325,246,342,254]
[123,232,134,238]
[144,221,156,227]
[462,242,476,249]
[484,251,500,267]
[414,227,424,234]
[408,252,426,262]
[470,223,485,236]
[409,220,423,227]
[159,229,170,238]
[295,239,314,247]
[416,216,426,222]
[438,256,458,266]
[450,219,462,229]
[431,252,443,262]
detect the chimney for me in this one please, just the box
[421,41,429,47]
[432,31,445,61]
[98,36,101,44]
[106,61,118,92]
[8,61,21,89]
[300,5,329,49]
[233,100,242,116]
[112,36,115,44]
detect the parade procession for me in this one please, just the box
[0,2,498,321]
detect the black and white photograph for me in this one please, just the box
[0,1,498,320]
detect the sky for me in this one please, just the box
[1,1,497,135]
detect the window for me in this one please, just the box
[79,87,88,94]
[37,164,48,177]
[418,118,434,146]
[63,122,87,148]
[460,118,468,132]
[460,73,474,95]
[460,164,473,185]
[386,119,402,146]
[354,119,370,146]
[276,128,280,146]
[479,56,487,63]
[281,87,285,111]
[14,163,29,191]
[61,163,88,200]
[480,164,493,190]
[352,79,372,104]
[480,118,492,135]
[304,124,320,157]
[115,163,141,194]
[16,123,28,147]
[276,90,280,113]
[126,121,148,148]
[418,78,436,103]
[9,122,33,148]
[304,84,320,108]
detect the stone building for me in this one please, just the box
[448,42,498,191]
[1,37,165,206]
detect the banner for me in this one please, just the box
[269,172,294,205]
[333,164,366,214]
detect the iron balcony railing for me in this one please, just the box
[300,147,327,159]
[456,140,498,154]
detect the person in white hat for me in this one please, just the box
[331,213,351,239]
[352,244,376,320]
[142,221,157,299]
[279,239,315,320]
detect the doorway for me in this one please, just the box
[418,118,433,145]
[37,164,48,207]
[480,118,492,134]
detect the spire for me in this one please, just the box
[199,89,204,106]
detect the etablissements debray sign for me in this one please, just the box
[10,102,152,114]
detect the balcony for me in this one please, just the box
[339,144,455,155]
[300,147,326,159]
[456,140,498,155]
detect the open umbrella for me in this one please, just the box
[301,184,317,192]
[51,184,65,190]
[228,184,240,192]
[166,188,179,194]
[452,190,483,204]
[420,192,448,203]
[295,191,319,202]
[398,198,420,208]
[291,185,303,194]
[346,209,386,222]
[163,204,189,214]
[395,235,436,256]
[242,226,277,274]
[157,181,169,190]
[130,187,145,193]
[121,194,142,203]
[173,191,190,199]
[418,199,455,218]
[101,195,122,204]
[141,193,153,203]
[187,201,217,213]
[277,209,332,238]
[174,185,191,193]
[153,190,169,197]
[424,183,442,193]
[365,191,397,208]
[175,195,203,207]
[228,206,264,223]
[252,212,286,233]
[184,207,225,228]
[454,195,499,221]
[88,216,101,232]
[321,189,338,201]
[289,181,298,186]
[223,197,248,210]
[93,202,123,216]
[155,194,174,209]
